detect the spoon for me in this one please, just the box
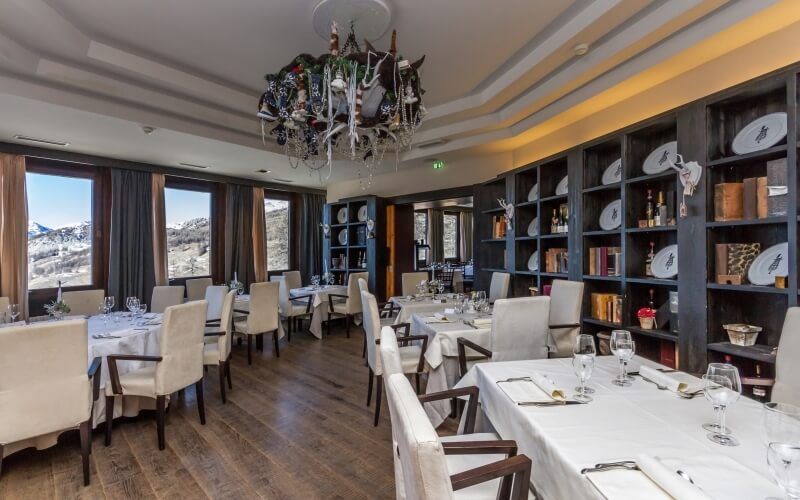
[676,469,695,484]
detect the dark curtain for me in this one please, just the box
[225,184,256,287]
[427,208,444,263]
[301,193,325,284]
[107,168,157,305]
[460,210,473,261]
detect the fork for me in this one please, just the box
[639,375,668,390]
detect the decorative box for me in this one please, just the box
[714,183,743,221]
[723,323,762,346]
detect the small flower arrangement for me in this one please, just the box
[45,300,71,319]
[637,307,656,329]
[427,279,442,294]
[229,279,244,295]
[322,272,335,285]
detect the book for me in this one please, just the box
[742,177,757,220]
[757,176,768,219]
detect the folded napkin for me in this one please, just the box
[142,313,158,319]
[444,308,455,314]
[425,313,452,323]
[497,374,566,404]
[656,454,783,499]
[640,366,702,394]
[471,317,493,327]
[586,454,712,500]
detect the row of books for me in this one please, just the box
[544,248,568,273]
[587,246,621,276]
[590,293,623,324]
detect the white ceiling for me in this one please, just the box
[0,0,789,189]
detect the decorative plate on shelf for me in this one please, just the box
[336,207,348,224]
[527,251,539,272]
[527,184,539,202]
[642,141,677,174]
[527,217,538,237]
[651,244,678,279]
[748,242,788,286]
[555,176,569,196]
[337,229,348,246]
[732,112,787,155]
[357,205,368,222]
[601,158,622,185]
[599,200,622,230]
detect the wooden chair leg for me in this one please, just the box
[257,333,264,352]
[218,362,227,404]
[226,360,233,389]
[79,420,91,486]
[367,367,374,406]
[362,335,367,358]
[247,335,253,365]
[237,337,242,346]
[346,315,351,338]
[156,395,166,450]
[273,330,280,358]
[374,375,382,427]
[104,395,114,446]
[415,373,421,394]
[0,444,4,478]
[196,379,206,425]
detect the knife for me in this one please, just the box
[518,400,585,407]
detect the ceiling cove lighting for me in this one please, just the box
[13,135,70,147]
[178,162,211,169]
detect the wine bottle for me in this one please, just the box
[646,189,654,227]
[559,205,568,233]
[551,209,558,234]
[752,364,768,400]
[645,241,655,276]
[648,288,655,310]
[657,191,667,227]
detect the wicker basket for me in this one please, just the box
[723,324,762,346]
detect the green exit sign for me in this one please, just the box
[432,160,445,170]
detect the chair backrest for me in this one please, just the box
[491,296,551,362]
[346,272,369,315]
[385,373,455,500]
[357,277,369,295]
[489,272,510,303]
[213,291,237,362]
[548,280,584,358]
[156,301,207,395]
[0,319,91,445]
[247,282,279,333]
[151,286,185,313]
[402,272,429,296]
[452,271,464,294]
[379,325,404,377]
[62,289,105,316]
[773,307,800,406]
[277,278,291,316]
[282,271,302,291]
[361,291,383,373]
[185,277,213,301]
[0,296,10,317]
[204,285,229,321]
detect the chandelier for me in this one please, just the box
[257,20,425,186]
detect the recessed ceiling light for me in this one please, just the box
[256,169,272,174]
[573,43,589,56]
[271,177,294,183]
[141,126,156,135]
[179,162,211,169]
[13,135,69,147]
[417,138,449,149]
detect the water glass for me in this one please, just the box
[702,367,741,446]
[8,303,20,322]
[765,402,800,447]
[610,330,633,387]
[767,442,800,498]
[574,334,597,394]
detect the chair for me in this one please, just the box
[358,278,398,358]
[105,301,207,450]
[547,280,584,358]
[402,272,429,296]
[742,307,800,406]
[488,272,510,303]
[452,271,465,294]
[326,272,368,337]
[278,279,313,342]
[185,277,213,301]
[234,282,281,364]
[282,270,302,291]
[0,320,101,486]
[385,373,532,500]
[151,285,185,313]
[457,297,551,378]
[62,289,105,316]
[0,296,9,322]
[204,285,229,323]
[204,291,236,403]
[362,292,427,426]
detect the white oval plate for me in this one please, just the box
[599,200,622,231]
[642,141,677,175]
[337,207,348,224]
[527,184,539,202]
[651,244,678,279]
[527,217,538,237]
[602,158,622,185]
[732,112,787,155]
[748,242,788,286]
[555,176,569,196]
[338,229,348,246]
[357,205,368,222]
[528,251,539,272]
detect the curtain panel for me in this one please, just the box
[460,211,473,261]
[224,184,256,287]
[0,154,29,318]
[151,173,168,286]
[427,208,444,264]
[252,187,268,282]
[301,193,325,284]
[108,168,157,306]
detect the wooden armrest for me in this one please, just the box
[377,301,398,318]
[457,337,493,379]
[390,323,411,337]
[290,294,314,313]
[88,356,102,402]
[204,330,226,337]
[419,386,479,433]
[450,453,532,500]
[107,355,163,395]
[442,440,517,456]
[327,293,348,313]
[233,309,250,315]
[205,319,221,325]
[378,332,429,372]
[549,323,581,329]
[742,377,775,387]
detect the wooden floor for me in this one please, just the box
[0,323,443,499]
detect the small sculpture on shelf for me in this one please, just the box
[321,223,331,238]
[497,198,514,232]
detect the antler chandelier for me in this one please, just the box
[258,19,425,187]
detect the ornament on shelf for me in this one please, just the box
[497,198,514,231]
[665,153,703,218]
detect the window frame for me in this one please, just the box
[442,210,461,262]
[164,176,217,285]
[263,190,293,276]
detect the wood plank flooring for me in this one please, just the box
[0,324,453,499]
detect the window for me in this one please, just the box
[443,212,460,260]
[265,196,290,271]
[27,172,94,289]
[414,211,427,242]
[165,188,211,278]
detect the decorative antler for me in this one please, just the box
[666,153,703,218]
[330,21,339,57]
[497,198,514,230]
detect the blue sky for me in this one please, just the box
[27,173,92,228]
[164,188,211,226]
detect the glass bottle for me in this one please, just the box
[752,364,768,401]
[654,191,663,226]
[645,241,655,276]
[657,191,667,227]
[551,209,558,234]
[646,189,654,227]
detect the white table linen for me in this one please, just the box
[390,295,451,324]
[455,356,784,499]
[289,285,348,338]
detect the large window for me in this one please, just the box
[443,212,460,260]
[27,172,94,289]
[414,211,427,242]
[265,196,290,271]
[165,188,211,278]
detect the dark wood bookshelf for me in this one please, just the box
[707,342,777,364]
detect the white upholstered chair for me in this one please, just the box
[741,307,800,406]
[105,301,207,450]
[358,278,398,358]
[452,271,465,294]
[278,278,313,342]
[282,270,302,291]
[151,285,185,313]
[385,373,532,500]
[186,277,213,301]
[488,272,510,303]
[326,271,368,337]
[0,296,10,320]
[547,280,584,358]
[62,289,105,316]
[457,296,551,378]
[204,290,236,403]
[0,320,101,486]
[362,292,427,426]
[234,282,281,364]
[204,285,229,323]
[402,272,429,296]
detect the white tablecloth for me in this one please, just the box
[455,356,783,499]
[290,285,348,338]
[390,295,452,324]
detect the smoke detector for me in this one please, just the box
[141,126,156,135]
[573,43,589,56]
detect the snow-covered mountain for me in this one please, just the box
[27,221,52,238]
[27,221,92,289]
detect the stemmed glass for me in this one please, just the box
[126,297,139,318]
[310,275,320,289]
[437,282,445,299]
[572,334,595,403]
[135,303,148,325]
[764,402,800,446]
[768,442,800,499]
[610,330,634,387]
[702,363,741,446]
[8,304,20,323]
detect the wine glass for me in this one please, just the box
[437,282,445,299]
[610,330,633,387]
[702,366,741,446]
[104,296,115,313]
[8,304,19,322]
[573,334,596,402]
[768,442,800,499]
[574,334,597,394]
[765,402,800,446]
[310,275,320,289]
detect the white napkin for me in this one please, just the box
[471,317,493,327]
[425,313,452,323]
[640,366,702,394]
[444,308,455,314]
[531,373,566,400]
[637,455,712,500]
[586,468,673,500]
[497,374,566,404]
[656,454,783,499]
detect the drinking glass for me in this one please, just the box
[573,334,596,402]
[104,296,115,313]
[702,363,741,435]
[767,442,800,498]
[310,275,320,288]
[610,330,633,387]
[702,369,741,446]
[437,282,445,298]
[765,403,800,446]
[8,304,20,322]
[573,334,597,394]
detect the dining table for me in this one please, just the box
[283,285,348,338]
[389,294,456,324]
[454,355,784,499]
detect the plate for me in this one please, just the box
[642,141,677,174]
[599,200,622,230]
[748,242,788,286]
[527,251,539,272]
[651,244,678,279]
[601,158,622,185]
[337,207,348,224]
[337,229,348,246]
[357,205,368,222]
[527,184,539,202]
[732,112,787,155]
[555,176,568,196]
[527,217,538,237]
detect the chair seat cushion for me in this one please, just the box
[283,303,311,318]
[379,317,395,327]
[233,319,250,334]
[203,343,220,365]
[105,365,156,398]
[331,302,348,315]
[398,345,423,374]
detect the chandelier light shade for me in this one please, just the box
[258,21,425,186]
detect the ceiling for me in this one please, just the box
[0,0,792,189]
